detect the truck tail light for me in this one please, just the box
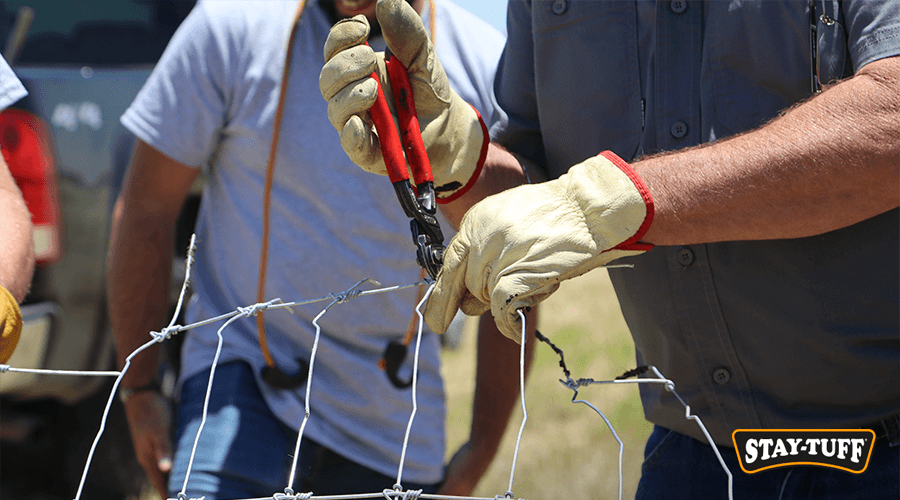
[0,109,62,265]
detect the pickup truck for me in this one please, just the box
[0,2,196,498]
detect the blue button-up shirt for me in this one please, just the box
[492,0,900,446]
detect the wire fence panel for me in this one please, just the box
[0,235,733,500]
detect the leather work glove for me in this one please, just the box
[319,0,489,202]
[424,152,655,343]
[0,284,22,363]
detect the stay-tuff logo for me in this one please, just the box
[732,430,876,474]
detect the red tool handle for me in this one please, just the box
[369,69,408,184]
[384,51,432,186]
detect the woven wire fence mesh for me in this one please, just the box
[0,235,734,500]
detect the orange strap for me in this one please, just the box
[257,0,309,369]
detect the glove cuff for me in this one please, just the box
[566,151,655,254]
[435,105,489,204]
[598,151,655,251]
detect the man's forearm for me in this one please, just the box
[107,198,176,387]
[0,160,34,302]
[439,143,536,229]
[637,56,900,245]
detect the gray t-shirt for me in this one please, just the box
[121,0,503,483]
[493,0,900,447]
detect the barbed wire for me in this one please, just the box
[534,331,734,500]
[1,235,733,500]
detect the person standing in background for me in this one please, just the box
[108,1,530,499]
[0,53,32,364]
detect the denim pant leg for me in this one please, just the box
[776,437,899,500]
[635,425,757,500]
[636,425,900,500]
[295,442,440,495]
[168,361,441,500]
[168,362,296,500]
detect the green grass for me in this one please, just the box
[442,269,653,499]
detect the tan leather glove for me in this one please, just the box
[319,0,489,202]
[0,284,22,363]
[424,151,655,343]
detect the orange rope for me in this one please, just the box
[257,0,308,369]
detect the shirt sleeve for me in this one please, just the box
[844,0,900,72]
[0,55,27,111]
[488,0,547,173]
[434,0,505,130]
[120,1,232,168]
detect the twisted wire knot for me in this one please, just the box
[0,364,8,373]
[151,325,181,342]
[274,489,311,500]
[383,484,409,500]
[238,302,269,317]
[330,288,363,304]
[171,493,204,500]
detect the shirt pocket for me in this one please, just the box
[532,0,642,173]
[704,1,811,137]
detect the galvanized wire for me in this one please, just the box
[2,235,735,500]
[537,330,735,500]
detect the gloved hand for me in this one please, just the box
[424,151,655,343]
[0,284,22,364]
[319,0,489,202]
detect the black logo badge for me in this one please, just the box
[732,429,876,474]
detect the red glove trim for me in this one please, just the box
[436,105,489,204]
[599,151,656,252]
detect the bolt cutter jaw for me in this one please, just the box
[412,219,444,281]
[374,47,447,281]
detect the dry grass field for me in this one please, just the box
[443,268,653,499]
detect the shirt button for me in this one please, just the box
[552,0,567,14]
[677,247,694,266]
[713,368,731,385]
[671,120,688,138]
[671,0,687,14]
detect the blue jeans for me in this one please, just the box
[636,425,899,500]
[169,362,439,500]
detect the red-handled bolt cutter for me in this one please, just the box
[368,48,445,280]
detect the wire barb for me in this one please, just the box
[534,329,570,381]
[615,365,649,380]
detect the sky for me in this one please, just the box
[450,0,507,34]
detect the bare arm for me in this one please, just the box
[637,56,900,245]
[439,143,539,229]
[438,309,536,496]
[0,155,33,302]
[107,139,199,497]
